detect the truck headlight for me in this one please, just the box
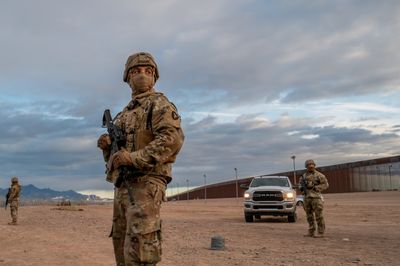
[244,192,250,199]
[284,192,294,200]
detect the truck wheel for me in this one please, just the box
[288,213,297,223]
[245,213,254,222]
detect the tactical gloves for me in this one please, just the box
[108,148,134,171]
[109,149,154,173]
[97,134,111,150]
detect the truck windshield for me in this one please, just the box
[250,178,289,187]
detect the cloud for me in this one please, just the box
[0,99,106,190]
[2,1,399,106]
[173,115,399,186]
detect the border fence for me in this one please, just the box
[169,155,400,201]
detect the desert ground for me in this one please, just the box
[0,191,399,266]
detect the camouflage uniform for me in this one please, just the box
[100,52,184,266]
[300,164,329,237]
[8,177,21,225]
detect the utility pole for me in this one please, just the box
[186,179,189,201]
[291,155,296,185]
[234,168,238,201]
[203,174,207,203]
[176,182,179,201]
[389,164,392,190]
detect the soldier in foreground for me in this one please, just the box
[98,52,184,265]
[299,159,329,238]
[6,177,21,225]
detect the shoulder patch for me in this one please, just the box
[172,111,180,120]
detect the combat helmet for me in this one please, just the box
[123,52,159,82]
[304,159,316,167]
[11,176,19,183]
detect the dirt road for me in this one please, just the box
[1,191,399,266]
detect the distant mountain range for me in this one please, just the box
[0,184,98,201]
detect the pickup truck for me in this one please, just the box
[241,175,298,223]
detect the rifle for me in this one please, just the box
[299,176,306,193]
[5,188,11,210]
[299,175,315,194]
[102,109,126,185]
[102,109,142,202]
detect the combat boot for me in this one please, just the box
[313,233,324,238]
[303,230,315,237]
[8,221,17,225]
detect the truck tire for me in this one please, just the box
[245,213,254,222]
[288,212,297,223]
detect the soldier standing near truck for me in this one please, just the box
[97,52,184,265]
[6,177,21,225]
[299,159,329,238]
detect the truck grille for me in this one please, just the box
[253,191,283,201]
[253,205,283,210]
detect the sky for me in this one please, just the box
[0,0,399,198]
